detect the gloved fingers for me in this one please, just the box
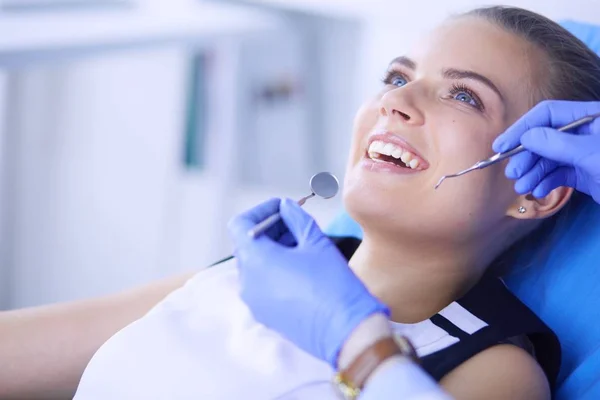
[521,127,591,166]
[531,166,578,198]
[278,231,298,247]
[228,198,281,228]
[279,198,327,246]
[514,157,559,195]
[493,100,598,153]
[227,198,284,247]
[505,150,539,179]
[493,101,554,152]
[261,220,295,245]
[232,235,283,280]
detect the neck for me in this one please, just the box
[350,230,490,323]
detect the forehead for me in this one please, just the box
[408,17,544,119]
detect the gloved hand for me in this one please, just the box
[227,198,389,368]
[493,100,600,204]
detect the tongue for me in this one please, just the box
[379,154,409,168]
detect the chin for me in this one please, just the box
[343,170,461,240]
[343,179,406,233]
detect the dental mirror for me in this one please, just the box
[247,172,340,238]
[309,171,339,199]
[206,172,339,268]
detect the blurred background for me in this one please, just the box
[0,0,597,309]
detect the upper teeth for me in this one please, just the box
[368,140,421,169]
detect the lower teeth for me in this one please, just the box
[372,155,410,168]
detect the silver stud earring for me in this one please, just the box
[518,206,526,214]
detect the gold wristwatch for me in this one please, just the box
[333,335,419,400]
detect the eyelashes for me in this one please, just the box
[448,82,484,111]
[381,70,408,87]
[380,69,485,111]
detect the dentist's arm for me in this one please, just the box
[0,272,193,399]
[228,198,450,399]
[338,313,451,400]
[228,199,549,400]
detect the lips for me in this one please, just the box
[365,131,430,170]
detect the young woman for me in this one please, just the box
[3,6,600,400]
[72,7,600,399]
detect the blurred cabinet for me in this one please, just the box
[235,30,318,190]
[0,3,359,309]
[0,1,284,309]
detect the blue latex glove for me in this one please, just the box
[493,100,600,203]
[227,198,389,367]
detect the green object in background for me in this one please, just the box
[183,53,208,169]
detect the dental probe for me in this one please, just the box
[206,172,339,268]
[435,112,600,190]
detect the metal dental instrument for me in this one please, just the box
[435,112,600,190]
[247,171,339,238]
[206,172,339,268]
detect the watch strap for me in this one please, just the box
[334,335,418,399]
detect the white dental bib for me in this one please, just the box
[74,260,473,400]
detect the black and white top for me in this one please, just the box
[74,236,561,399]
[333,236,561,389]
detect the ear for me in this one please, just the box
[506,186,574,220]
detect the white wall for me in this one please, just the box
[5,47,196,307]
[315,16,362,183]
[0,71,8,309]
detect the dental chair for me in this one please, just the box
[326,20,600,400]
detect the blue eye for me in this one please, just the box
[449,83,483,111]
[390,75,408,87]
[454,92,476,106]
[382,71,409,87]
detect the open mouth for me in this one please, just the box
[366,140,428,171]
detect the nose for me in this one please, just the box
[379,89,425,126]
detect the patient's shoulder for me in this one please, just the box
[421,276,560,391]
[441,343,550,399]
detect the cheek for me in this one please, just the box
[438,120,494,168]
[434,118,507,187]
[428,121,517,229]
[437,161,517,229]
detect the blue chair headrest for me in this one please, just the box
[326,19,600,400]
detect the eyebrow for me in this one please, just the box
[388,56,505,102]
[442,68,504,102]
[389,56,416,70]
